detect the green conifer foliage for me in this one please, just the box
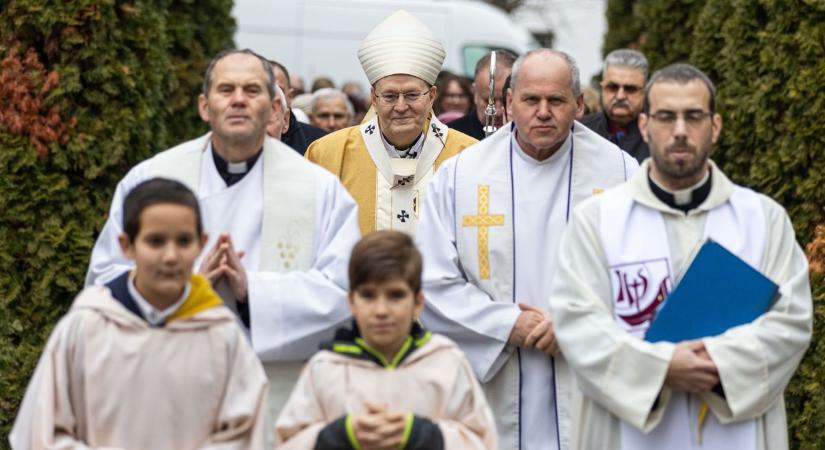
[603,0,642,54]
[0,1,234,443]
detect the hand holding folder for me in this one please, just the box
[644,239,779,443]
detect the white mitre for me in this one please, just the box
[357,10,446,85]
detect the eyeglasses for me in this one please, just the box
[602,82,643,95]
[315,112,348,120]
[648,109,713,127]
[375,90,430,105]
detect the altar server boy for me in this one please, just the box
[276,230,497,449]
[10,178,269,450]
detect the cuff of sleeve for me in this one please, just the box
[345,414,362,450]
[237,296,250,328]
[315,415,355,450]
[402,415,444,450]
[399,413,414,449]
[247,271,283,358]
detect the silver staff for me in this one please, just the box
[483,51,497,137]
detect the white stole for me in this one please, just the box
[599,184,765,450]
[453,122,630,449]
[147,133,318,419]
[360,115,449,235]
[148,133,317,273]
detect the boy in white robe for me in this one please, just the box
[10,178,269,450]
[276,231,497,449]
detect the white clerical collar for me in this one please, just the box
[127,272,191,326]
[511,128,572,165]
[650,169,710,205]
[381,132,425,159]
[227,161,247,174]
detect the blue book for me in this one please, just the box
[644,240,779,343]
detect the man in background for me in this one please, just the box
[269,60,327,154]
[449,50,516,140]
[581,48,650,162]
[310,88,354,133]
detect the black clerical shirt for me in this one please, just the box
[211,146,262,187]
[648,170,712,214]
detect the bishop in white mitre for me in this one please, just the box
[306,10,476,236]
[417,49,638,450]
[85,49,361,420]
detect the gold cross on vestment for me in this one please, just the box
[462,185,505,279]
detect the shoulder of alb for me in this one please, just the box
[307,126,359,156]
[446,127,479,151]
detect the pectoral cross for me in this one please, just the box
[462,185,505,279]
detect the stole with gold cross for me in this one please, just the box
[462,185,505,279]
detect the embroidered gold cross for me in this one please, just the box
[462,185,505,279]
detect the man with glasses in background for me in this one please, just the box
[582,48,650,163]
[306,10,476,236]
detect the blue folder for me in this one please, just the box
[644,240,779,343]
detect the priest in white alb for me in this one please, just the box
[549,63,812,450]
[306,10,476,236]
[416,49,638,450]
[85,49,361,419]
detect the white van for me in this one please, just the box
[232,0,538,86]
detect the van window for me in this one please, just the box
[462,45,518,78]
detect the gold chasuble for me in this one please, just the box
[306,113,476,235]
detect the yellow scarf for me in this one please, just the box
[166,274,223,322]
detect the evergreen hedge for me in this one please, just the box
[0,1,234,444]
[603,0,825,447]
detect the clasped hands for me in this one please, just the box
[351,402,408,450]
[199,233,248,301]
[665,340,720,394]
[508,303,560,356]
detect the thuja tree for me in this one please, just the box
[0,0,234,442]
[691,1,825,448]
[602,0,706,71]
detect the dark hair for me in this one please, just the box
[122,178,203,242]
[643,63,716,114]
[434,72,472,115]
[474,49,517,78]
[311,76,335,93]
[202,48,275,99]
[269,59,291,86]
[349,231,423,294]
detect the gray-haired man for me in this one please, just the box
[581,48,650,162]
[309,88,354,133]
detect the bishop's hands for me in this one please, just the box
[665,340,719,393]
[508,303,561,356]
[351,402,407,450]
[199,233,248,301]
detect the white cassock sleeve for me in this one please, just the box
[206,324,271,449]
[273,359,329,448]
[701,198,812,421]
[248,175,360,361]
[85,162,153,286]
[9,315,117,450]
[416,159,521,383]
[549,202,676,432]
